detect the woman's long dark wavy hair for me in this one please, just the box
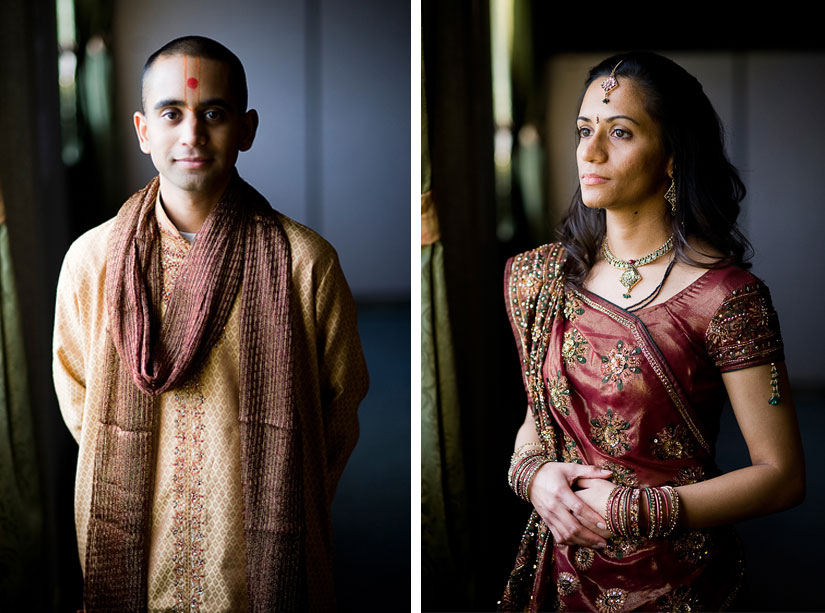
[558,51,752,285]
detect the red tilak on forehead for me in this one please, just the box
[183,56,201,108]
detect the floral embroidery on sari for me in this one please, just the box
[562,434,583,464]
[557,572,581,596]
[600,339,642,391]
[603,535,646,560]
[651,424,695,460]
[562,328,589,367]
[590,408,632,457]
[595,588,628,613]
[563,291,585,322]
[573,547,594,570]
[671,466,705,486]
[655,585,703,612]
[673,531,713,565]
[601,461,639,487]
[547,370,572,416]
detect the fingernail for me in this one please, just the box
[597,522,606,530]
[594,542,606,549]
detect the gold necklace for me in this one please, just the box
[602,235,674,299]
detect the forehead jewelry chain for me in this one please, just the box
[602,235,675,299]
[600,60,624,104]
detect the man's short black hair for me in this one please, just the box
[142,35,248,112]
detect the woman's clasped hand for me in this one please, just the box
[527,462,615,548]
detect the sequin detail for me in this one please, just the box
[590,409,632,457]
[706,281,783,371]
[562,328,590,367]
[600,340,642,391]
[546,370,572,416]
[563,291,585,322]
[573,546,594,570]
[603,535,645,560]
[601,461,639,487]
[655,585,702,612]
[596,587,628,613]
[673,531,712,565]
[651,424,694,460]
[557,571,580,596]
[671,466,706,486]
[561,434,583,464]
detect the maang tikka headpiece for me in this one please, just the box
[600,60,624,104]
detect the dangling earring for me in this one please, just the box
[665,176,677,216]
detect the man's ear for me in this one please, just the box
[239,109,259,152]
[134,111,151,154]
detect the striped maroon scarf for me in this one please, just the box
[84,174,304,611]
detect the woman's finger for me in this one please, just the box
[546,508,607,547]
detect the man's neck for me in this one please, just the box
[158,177,229,233]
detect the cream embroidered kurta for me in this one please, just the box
[53,200,368,612]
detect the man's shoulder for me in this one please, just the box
[62,217,116,273]
[273,212,339,267]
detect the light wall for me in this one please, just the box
[544,52,825,387]
[112,0,410,299]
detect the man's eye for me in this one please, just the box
[161,110,179,121]
[204,110,223,121]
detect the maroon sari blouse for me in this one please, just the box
[500,244,784,612]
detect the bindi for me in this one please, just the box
[596,115,600,125]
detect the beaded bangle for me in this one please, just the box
[638,485,681,538]
[507,447,549,503]
[629,487,641,537]
[662,485,680,536]
[605,485,681,539]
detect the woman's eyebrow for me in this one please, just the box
[577,114,640,126]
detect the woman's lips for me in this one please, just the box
[581,173,609,185]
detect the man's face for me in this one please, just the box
[134,54,257,202]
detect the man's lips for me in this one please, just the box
[581,173,609,185]
[175,157,212,168]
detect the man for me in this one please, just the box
[53,36,368,612]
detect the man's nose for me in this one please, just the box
[181,113,208,146]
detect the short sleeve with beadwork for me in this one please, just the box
[705,280,785,372]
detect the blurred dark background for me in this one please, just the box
[422,2,825,611]
[0,0,409,611]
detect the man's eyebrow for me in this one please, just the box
[154,98,185,110]
[577,115,640,126]
[152,98,235,111]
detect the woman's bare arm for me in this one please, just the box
[676,361,804,527]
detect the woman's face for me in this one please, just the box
[576,77,672,213]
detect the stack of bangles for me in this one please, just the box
[507,442,549,503]
[605,485,680,538]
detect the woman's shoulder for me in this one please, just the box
[507,241,566,264]
[504,242,567,290]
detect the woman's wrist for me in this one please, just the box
[604,485,681,538]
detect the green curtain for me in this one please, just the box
[420,50,472,609]
[0,211,42,602]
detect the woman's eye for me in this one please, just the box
[577,126,591,138]
[612,128,630,138]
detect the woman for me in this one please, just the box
[499,52,804,612]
